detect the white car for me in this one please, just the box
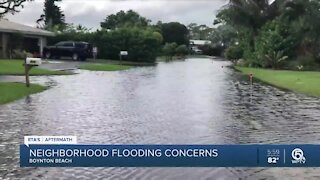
[191,47,202,54]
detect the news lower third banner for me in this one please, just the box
[20,136,318,167]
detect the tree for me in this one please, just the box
[0,0,32,17]
[187,23,200,39]
[160,22,189,45]
[209,25,237,48]
[101,10,151,30]
[215,0,280,35]
[37,0,65,31]
[188,23,213,40]
[281,0,320,61]
[216,0,320,69]
[254,17,297,68]
[215,0,282,53]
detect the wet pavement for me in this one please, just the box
[39,60,83,71]
[0,58,320,179]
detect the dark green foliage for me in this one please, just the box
[162,43,178,58]
[160,22,189,45]
[162,43,190,59]
[175,45,189,56]
[100,10,150,30]
[216,0,320,70]
[224,45,243,61]
[48,10,164,63]
[254,18,297,68]
[49,28,162,63]
[95,28,162,62]
[284,0,320,63]
[215,0,278,35]
[37,0,66,31]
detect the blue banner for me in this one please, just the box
[20,144,320,167]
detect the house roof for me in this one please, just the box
[190,40,212,45]
[0,19,54,37]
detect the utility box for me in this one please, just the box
[26,58,42,66]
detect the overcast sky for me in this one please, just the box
[5,0,227,29]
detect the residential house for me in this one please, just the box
[0,19,54,58]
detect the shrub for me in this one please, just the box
[224,45,243,62]
[175,45,189,56]
[264,51,288,69]
[162,42,178,58]
[48,27,163,62]
[254,18,297,68]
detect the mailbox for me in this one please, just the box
[26,58,42,66]
[120,51,128,56]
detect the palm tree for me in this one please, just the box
[215,0,299,53]
[216,0,276,34]
[215,0,283,51]
[280,0,320,59]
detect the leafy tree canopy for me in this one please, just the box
[160,22,189,45]
[215,0,279,34]
[217,0,320,69]
[101,10,151,30]
[209,25,237,48]
[187,23,213,40]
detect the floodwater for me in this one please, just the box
[0,58,320,179]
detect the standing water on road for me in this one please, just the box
[0,58,320,179]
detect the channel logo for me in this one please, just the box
[291,148,306,164]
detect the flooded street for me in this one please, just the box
[1,58,320,179]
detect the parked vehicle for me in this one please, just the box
[191,46,203,54]
[43,41,92,61]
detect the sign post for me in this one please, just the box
[119,51,128,65]
[93,47,98,61]
[249,73,253,102]
[24,57,42,87]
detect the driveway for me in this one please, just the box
[39,59,85,71]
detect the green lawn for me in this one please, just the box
[236,67,320,97]
[0,82,47,104]
[79,63,133,71]
[0,60,71,75]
